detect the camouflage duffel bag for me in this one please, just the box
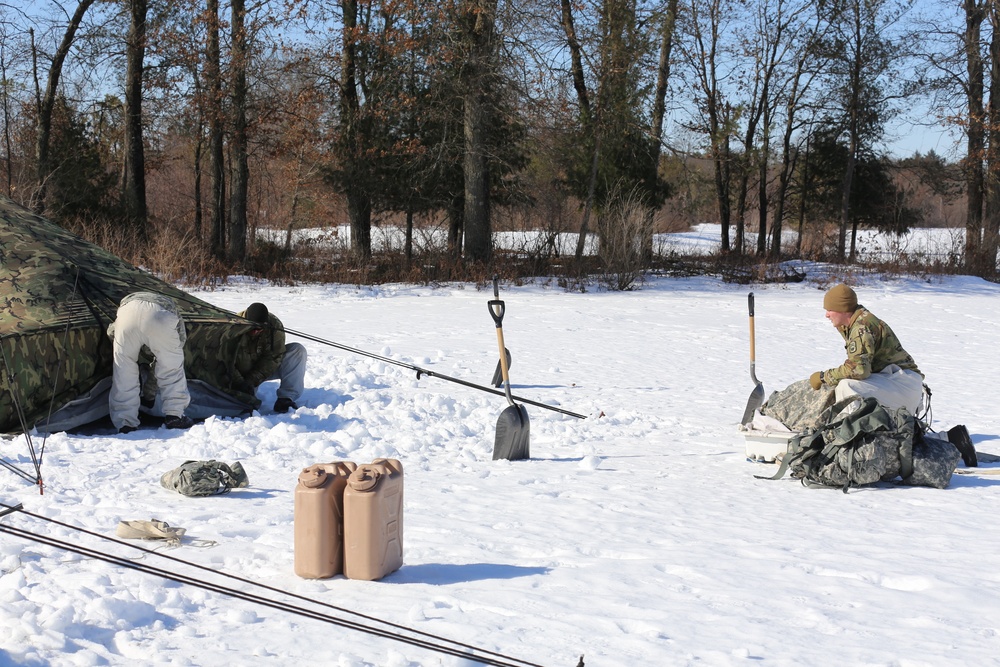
[761,396,958,492]
[898,431,960,490]
[160,460,249,497]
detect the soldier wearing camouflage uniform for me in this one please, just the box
[108,292,194,432]
[232,303,306,413]
[809,284,925,414]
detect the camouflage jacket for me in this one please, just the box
[232,310,285,390]
[822,306,922,386]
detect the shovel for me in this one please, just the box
[741,292,765,425]
[488,277,530,461]
[489,280,512,387]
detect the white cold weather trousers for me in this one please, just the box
[270,342,307,401]
[110,299,190,429]
[833,364,925,415]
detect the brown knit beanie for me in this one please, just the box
[823,284,858,313]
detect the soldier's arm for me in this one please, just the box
[823,327,875,384]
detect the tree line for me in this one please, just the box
[0,0,996,280]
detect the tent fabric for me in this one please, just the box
[1,196,255,434]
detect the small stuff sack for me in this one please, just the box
[161,460,249,497]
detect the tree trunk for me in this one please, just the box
[715,132,732,253]
[447,194,463,258]
[560,0,591,122]
[462,0,496,264]
[206,0,226,258]
[405,208,414,269]
[193,132,203,239]
[756,104,770,257]
[33,0,97,214]
[123,0,148,235]
[575,136,601,265]
[1,42,13,197]
[227,0,249,264]
[560,0,596,266]
[964,0,986,271]
[643,0,680,261]
[796,132,811,255]
[839,103,858,262]
[340,0,372,261]
[984,1,1000,275]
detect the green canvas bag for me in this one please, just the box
[160,460,249,497]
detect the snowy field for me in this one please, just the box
[3,235,1000,665]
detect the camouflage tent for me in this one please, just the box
[1,196,255,435]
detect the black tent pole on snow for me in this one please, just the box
[282,326,587,420]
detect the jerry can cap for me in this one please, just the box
[348,465,382,492]
[298,465,329,488]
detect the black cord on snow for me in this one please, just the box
[282,325,588,420]
[0,503,548,667]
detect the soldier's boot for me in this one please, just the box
[947,425,977,467]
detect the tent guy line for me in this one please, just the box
[0,502,558,667]
[0,340,43,491]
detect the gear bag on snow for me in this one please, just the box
[160,460,249,497]
[760,396,959,492]
[759,378,836,432]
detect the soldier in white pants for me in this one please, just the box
[109,292,193,433]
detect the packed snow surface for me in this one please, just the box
[3,261,1000,665]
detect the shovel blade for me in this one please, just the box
[490,348,512,388]
[741,383,765,425]
[493,404,530,461]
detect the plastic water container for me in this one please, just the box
[294,461,357,579]
[343,458,404,581]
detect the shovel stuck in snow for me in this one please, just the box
[488,277,530,461]
[741,292,765,425]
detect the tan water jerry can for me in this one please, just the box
[294,461,357,579]
[343,458,404,581]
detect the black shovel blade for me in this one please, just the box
[490,347,512,387]
[741,382,765,425]
[493,404,530,461]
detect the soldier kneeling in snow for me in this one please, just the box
[806,283,975,466]
[231,302,307,413]
[808,283,925,414]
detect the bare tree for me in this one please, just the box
[228,0,249,263]
[122,0,147,234]
[964,0,986,270]
[32,0,98,214]
[825,0,913,262]
[983,0,1000,270]
[677,0,737,253]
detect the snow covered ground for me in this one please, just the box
[3,245,1000,665]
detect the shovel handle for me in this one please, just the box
[748,292,756,364]
[489,299,505,327]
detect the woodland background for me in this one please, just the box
[1,0,997,286]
